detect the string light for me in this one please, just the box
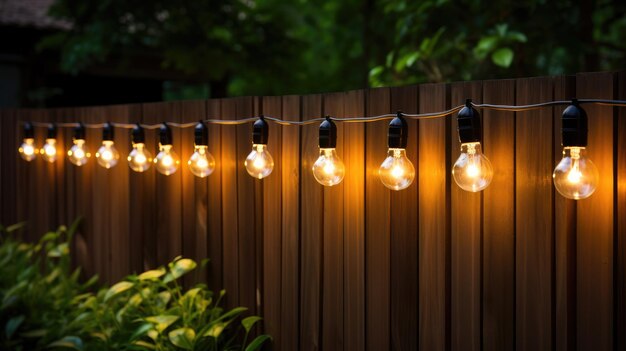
[188,121,216,178]
[18,122,37,162]
[452,100,493,192]
[553,100,599,200]
[128,124,152,172]
[312,116,345,186]
[40,124,58,163]
[67,123,90,166]
[154,123,180,175]
[379,112,415,190]
[245,116,274,179]
[95,122,120,169]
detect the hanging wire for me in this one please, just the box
[19,99,626,129]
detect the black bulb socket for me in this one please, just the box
[23,122,34,139]
[195,121,209,146]
[132,124,145,144]
[160,123,173,145]
[561,99,588,147]
[388,112,408,148]
[74,123,86,140]
[457,99,482,144]
[252,116,269,145]
[102,122,114,141]
[47,124,57,139]
[319,116,337,148]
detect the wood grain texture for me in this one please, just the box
[449,81,482,351]
[482,79,516,351]
[364,87,391,351]
[205,99,223,291]
[390,85,419,351]
[138,103,158,271]
[515,77,554,351]
[617,71,626,351]
[576,72,614,351]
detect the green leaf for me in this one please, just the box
[245,335,272,351]
[130,323,153,341]
[20,329,47,338]
[168,327,195,350]
[164,258,197,283]
[145,315,179,333]
[473,36,498,59]
[105,281,134,301]
[242,316,262,333]
[138,268,166,280]
[5,315,25,339]
[491,47,514,67]
[47,336,84,350]
[203,322,225,338]
[48,243,70,257]
[132,340,156,349]
[6,222,26,233]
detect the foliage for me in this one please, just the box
[0,221,270,351]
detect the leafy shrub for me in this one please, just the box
[0,221,270,351]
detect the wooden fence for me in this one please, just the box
[1,71,625,351]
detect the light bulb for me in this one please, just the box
[155,144,180,175]
[41,138,58,163]
[96,140,120,169]
[68,139,90,166]
[553,147,598,199]
[312,148,345,186]
[452,142,493,192]
[245,144,274,179]
[19,138,37,161]
[127,142,152,172]
[188,145,215,178]
[379,148,415,190]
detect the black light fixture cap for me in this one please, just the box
[561,99,588,147]
[102,122,114,141]
[195,121,209,146]
[74,123,86,140]
[132,124,145,144]
[388,111,408,148]
[252,115,269,145]
[23,122,34,139]
[47,123,57,139]
[457,99,482,144]
[160,123,173,145]
[319,116,337,148]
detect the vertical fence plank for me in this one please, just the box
[617,71,626,351]
[280,95,300,351]
[390,85,419,351]
[515,77,554,351]
[206,99,223,292]
[128,104,146,274]
[322,92,345,350]
[2,109,18,225]
[300,94,323,351]
[418,83,450,351]
[365,87,391,351]
[576,72,614,351]
[554,75,577,351]
[449,81,482,351]
[261,95,283,348]
[138,104,158,271]
[482,79,516,351]
[343,89,365,351]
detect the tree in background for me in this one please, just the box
[41,0,626,98]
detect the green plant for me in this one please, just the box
[0,221,270,351]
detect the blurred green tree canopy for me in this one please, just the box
[41,0,626,97]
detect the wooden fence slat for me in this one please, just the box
[617,71,626,351]
[515,77,554,351]
[418,83,450,351]
[299,94,323,351]
[206,99,223,292]
[364,87,391,351]
[482,79,516,351]
[576,72,614,351]
[322,92,345,351]
[138,104,158,271]
[390,85,419,351]
[449,81,482,351]
[280,95,300,351]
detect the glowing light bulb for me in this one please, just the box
[41,138,58,163]
[379,148,415,190]
[96,140,120,169]
[245,144,274,179]
[128,143,152,172]
[452,142,493,192]
[553,146,598,200]
[188,145,215,178]
[19,138,37,161]
[155,144,180,175]
[312,148,345,186]
[68,139,90,166]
